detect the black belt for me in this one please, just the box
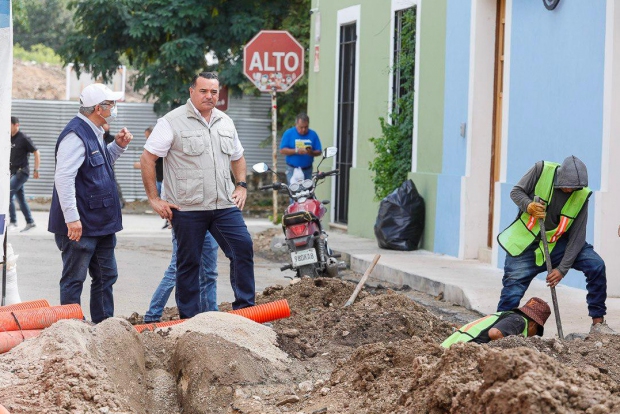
[287,164,312,169]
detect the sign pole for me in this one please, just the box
[243,30,305,225]
[271,87,278,224]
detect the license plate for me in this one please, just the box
[291,248,318,267]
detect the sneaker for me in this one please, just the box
[20,222,36,232]
[7,223,18,231]
[590,320,618,335]
[143,319,161,324]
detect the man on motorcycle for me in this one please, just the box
[280,113,322,185]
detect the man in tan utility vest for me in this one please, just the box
[497,156,614,335]
[139,72,254,319]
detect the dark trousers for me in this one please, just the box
[55,234,119,323]
[9,170,34,224]
[172,208,255,318]
[497,237,607,318]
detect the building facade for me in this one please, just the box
[308,0,620,295]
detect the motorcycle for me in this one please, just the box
[252,147,346,279]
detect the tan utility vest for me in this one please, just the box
[162,100,238,211]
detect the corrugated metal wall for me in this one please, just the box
[12,95,283,201]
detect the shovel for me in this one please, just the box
[534,196,564,339]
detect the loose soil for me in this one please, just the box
[1,230,620,413]
[13,59,146,102]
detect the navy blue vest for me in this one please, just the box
[48,117,123,237]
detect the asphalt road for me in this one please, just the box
[4,211,288,320]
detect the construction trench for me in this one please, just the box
[1,230,620,413]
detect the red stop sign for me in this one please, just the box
[243,30,305,92]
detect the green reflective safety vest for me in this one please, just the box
[497,161,592,266]
[441,311,528,348]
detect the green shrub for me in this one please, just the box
[14,43,63,65]
[369,8,416,201]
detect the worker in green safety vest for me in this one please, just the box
[496,156,615,335]
[442,297,551,348]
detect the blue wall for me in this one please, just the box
[505,0,605,184]
[498,0,606,289]
[435,0,471,256]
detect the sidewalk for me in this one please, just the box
[323,230,620,338]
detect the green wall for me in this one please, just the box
[308,0,446,244]
[410,0,446,250]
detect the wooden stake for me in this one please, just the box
[343,254,381,307]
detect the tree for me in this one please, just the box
[13,0,74,52]
[60,0,310,116]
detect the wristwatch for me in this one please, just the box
[236,181,247,189]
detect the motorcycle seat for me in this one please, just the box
[282,211,319,226]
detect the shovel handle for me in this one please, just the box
[534,196,564,339]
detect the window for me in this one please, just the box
[392,7,416,115]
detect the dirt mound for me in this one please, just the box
[259,277,454,361]
[488,334,620,388]
[0,318,145,413]
[253,227,289,262]
[12,59,147,102]
[0,313,294,413]
[300,339,620,414]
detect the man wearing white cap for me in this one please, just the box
[48,83,133,323]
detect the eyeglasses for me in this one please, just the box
[99,101,116,109]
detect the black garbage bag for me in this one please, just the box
[374,179,425,251]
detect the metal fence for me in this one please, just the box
[12,95,282,201]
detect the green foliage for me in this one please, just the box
[13,0,74,52]
[239,5,310,145]
[369,8,416,201]
[13,43,63,65]
[60,0,310,115]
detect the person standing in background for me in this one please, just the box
[9,116,40,232]
[134,126,168,228]
[279,113,322,185]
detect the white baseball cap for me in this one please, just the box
[80,83,124,107]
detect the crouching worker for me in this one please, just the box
[441,297,551,348]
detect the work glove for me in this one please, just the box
[527,201,546,219]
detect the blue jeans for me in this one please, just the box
[156,181,162,197]
[144,229,219,322]
[55,233,119,323]
[9,170,34,224]
[497,237,607,318]
[285,165,313,203]
[285,164,313,184]
[172,208,255,318]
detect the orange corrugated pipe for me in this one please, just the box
[228,299,291,324]
[135,319,185,333]
[0,329,42,354]
[0,304,83,332]
[134,299,291,332]
[0,299,50,312]
[0,403,10,414]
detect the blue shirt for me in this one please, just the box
[279,127,322,168]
